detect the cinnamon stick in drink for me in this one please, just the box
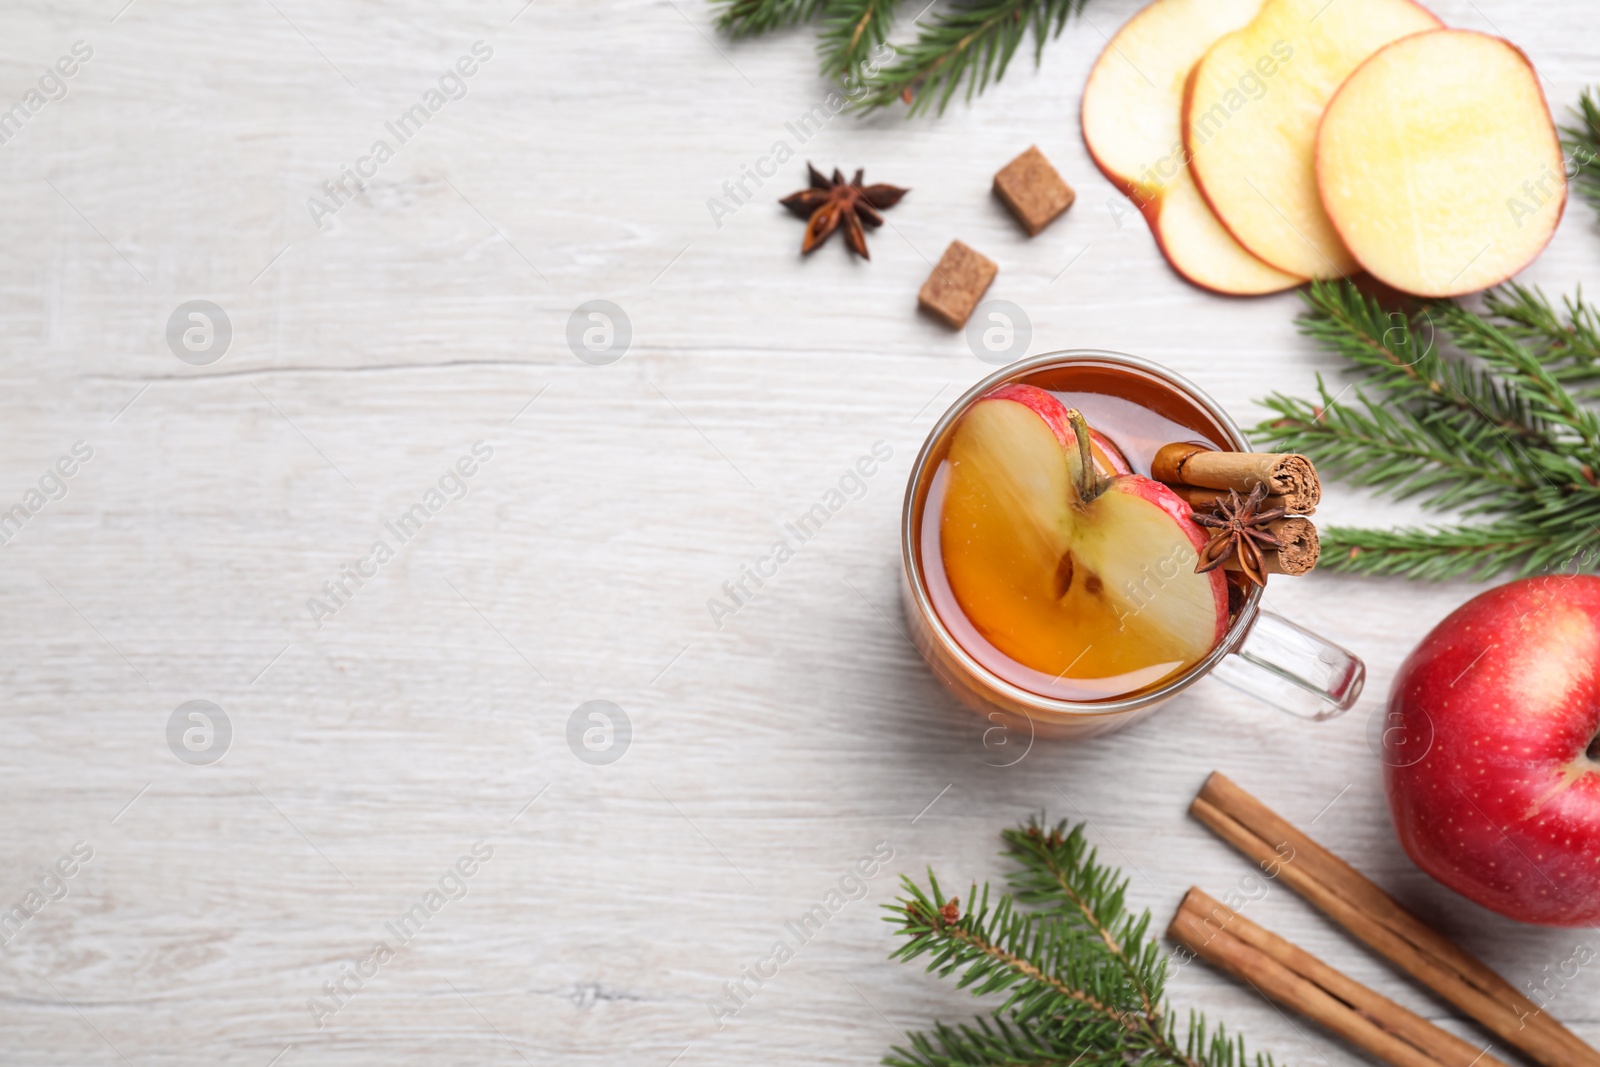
[1154,444,1321,514]
[1168,484,1292,514]
[1220,516,1319,577]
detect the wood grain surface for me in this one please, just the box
[0,1,1596,1064]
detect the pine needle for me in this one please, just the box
[713,0,1092,116]
[711,0,828,37]
[883,817,1276,1067]
[853,0,1091,115]
[1253,281,1600,580]
[818,0,897,80]
[1561,88,1600,222]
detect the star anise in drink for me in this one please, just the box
[779,163,908,259]
[1191,484,1285,587]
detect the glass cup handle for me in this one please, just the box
[1208,609,1365,721]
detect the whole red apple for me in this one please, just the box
[1385,575,1600,926]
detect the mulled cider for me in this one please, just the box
[908,356,1252,706]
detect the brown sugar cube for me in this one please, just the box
[993,145,1075,236]
[918,241,998,330]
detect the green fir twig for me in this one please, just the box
[851,0,1091,115]
[883,817,1274,1067]
[818,0,897,80]
[712,0,827,36]
[1253,281,1600,580]
[1561,88,1600,223]
[710,0,1093,116]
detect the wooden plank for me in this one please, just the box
[0,1,1595,1063]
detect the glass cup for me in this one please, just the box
[900,350,1364,739]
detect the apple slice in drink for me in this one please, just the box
[1081,0,1303,296]
[983,384,1132,477]
[940,385,1228,690]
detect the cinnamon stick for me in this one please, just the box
[1168,484,1293,515]
[1219,516,1319,577]
[1154,445,1321,514]
[1191,772,1600,1067]
[1170,889,1508,1067]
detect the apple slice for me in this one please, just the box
[939,386,1227,693]
[984,384,1132,477]
[1184,0,1442,279]
[1145,177,1306,295]
[1317,30,1565,298]
[1082,0,1303,295]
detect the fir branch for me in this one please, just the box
[710,0,1093,116]
[1481,283,1600,388]
[1257,381,1536,513]
[1561,88,1600,222]
[711,0,826,37]
[1295,281,1552,449]
[892,876,1140,1040]
[885,1014,1125,1067]
[850,0,1091,116]
[1001,822,1164,1024]
[818,0,898,80]
[884,817,1275,1067]
[1253,281,1600,579]
[1427,300,1600,470]
[1317,517,1600,582]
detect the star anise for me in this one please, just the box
[1191,483,1285,588]
[779,163,908,259]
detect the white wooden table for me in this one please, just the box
[1,1,1595,1063]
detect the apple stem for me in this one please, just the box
[1066,409,1110,505]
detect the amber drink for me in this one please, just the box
[901,351,1363,737]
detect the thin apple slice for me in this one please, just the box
[939,389,1226,693]
[1184,0,1442,279]
[1150,177,1304,295]
[1317,30,1565,298]
[1082,0,1303,295]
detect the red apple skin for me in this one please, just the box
[963,383,1227,647]
[1386,576,1600,926]
[986,383,1073,446]
[982,383,1223,642]
[1082,132,1297,300]
[1314,30,1566,298]
[1076,0,1304,300]
[1104,473,1230,645]
[1180,0,1443,279]
[984,384,1133,474]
